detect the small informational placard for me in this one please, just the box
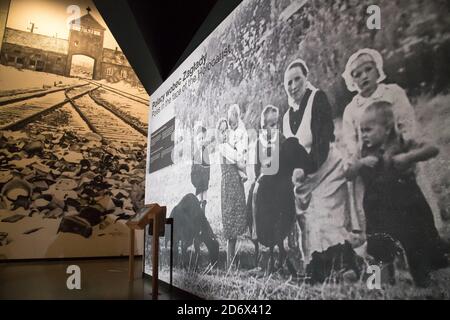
[148,117,175,174]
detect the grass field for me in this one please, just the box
[149,262,450,300]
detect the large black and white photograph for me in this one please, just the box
[0,0,149,259]
[145,0,450,299]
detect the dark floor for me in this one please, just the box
[0,257,197,300]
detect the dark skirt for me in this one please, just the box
[191,163,210,195]
[363,174,447,283]
[221,162,247,240]
[364,175,440,242]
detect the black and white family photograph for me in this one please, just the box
[145,0,450,299]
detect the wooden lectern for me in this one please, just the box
[126,203,172,300]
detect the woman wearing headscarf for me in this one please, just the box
[216,117,247,268]
[341,48,445,238]
[282,59,355,282]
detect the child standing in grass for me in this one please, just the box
[342,48,445,237]
[227,104,249,183]
[345,101,448,287]
[248,105,283,241]
[191,124,211,212]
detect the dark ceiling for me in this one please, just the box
[94,0,242,94]
[126,0,218,79]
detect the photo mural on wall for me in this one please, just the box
[145,0,450,299]
[0,0,149,259]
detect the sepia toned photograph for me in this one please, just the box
[0,0,149,259]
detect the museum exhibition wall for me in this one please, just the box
[144,0,450,299]
[0,0,148,259]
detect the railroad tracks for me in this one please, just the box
[0,84,90,131]
[0,83,88,107]
[67,90,147,145]
[0,81,147,146]
[84,79,149,105]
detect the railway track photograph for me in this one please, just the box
[0,0,149,259]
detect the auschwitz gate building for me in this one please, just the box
[0,11,141,86]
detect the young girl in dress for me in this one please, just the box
[345,101,448,287]
[255,105,282,179]
[191,124,211,212]
[227,104,249,183]
[248,105,283,242]
[341,48,444,237]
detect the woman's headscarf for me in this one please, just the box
[342,48,387,93]
[283,59,314,109]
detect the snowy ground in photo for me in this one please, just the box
[0,65,80,94]
[96,79,149,100]
[96,90,149,125]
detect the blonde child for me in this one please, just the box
[341,48,444,236]
[248,105,283,241]
[227,104,249,183]
[346,101,448,287]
